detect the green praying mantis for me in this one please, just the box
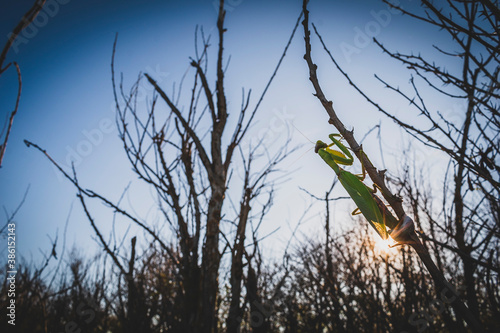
[315,134,400,241]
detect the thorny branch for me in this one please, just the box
[0,0,47,168]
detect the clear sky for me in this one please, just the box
[0,0,459,264]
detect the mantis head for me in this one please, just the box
[315,140,328,153]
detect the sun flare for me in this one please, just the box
[375,237,398,254]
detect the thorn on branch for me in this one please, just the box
[24,139,46,153]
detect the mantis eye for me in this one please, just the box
[315,140,327,153]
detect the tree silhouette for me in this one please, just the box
[25,0,300,331]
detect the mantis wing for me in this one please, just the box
[338,171,388,239]
[317,138,388,239]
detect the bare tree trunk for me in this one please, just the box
[246,262,270,333]
[453,97,480,319]
[226,187,251,333]
[200,187,224,332]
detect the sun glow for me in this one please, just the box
[375,236,398,255]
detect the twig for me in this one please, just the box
[0,63,22,168]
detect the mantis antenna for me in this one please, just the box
[287,123,316,168]
[292,123,314,144]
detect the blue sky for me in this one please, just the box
[0,0,459,264]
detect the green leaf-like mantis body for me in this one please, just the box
[316,134,389,239]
